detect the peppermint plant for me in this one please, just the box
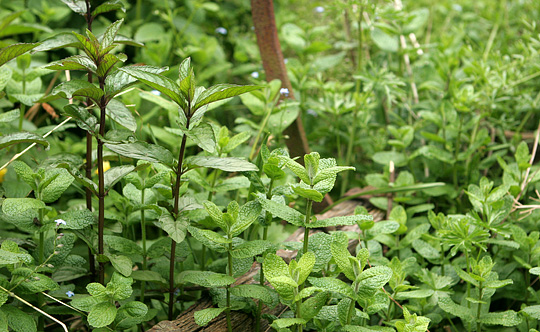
[107,57,261,319]
[182,200,270,332]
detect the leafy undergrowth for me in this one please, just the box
[1,0,540,332]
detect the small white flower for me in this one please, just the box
[280,88,290,97]
[215,27,227,35]
[55,219,66,226]
[452,4,462,12]
[307,109,318,117]
[151,90,161,96]
[66,291,75,298]
[284,58,289,64]
[315,6,324,13]
[251,71,259,79]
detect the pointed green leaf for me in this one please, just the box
[284,158,310,184]
[45,54,97,72]
[47,79,104,103]
[187,156,258,172]
[105,65,165,97]
[193,84,262,111]
[438,296,474,321]
[179,271,235,288]
[297,251,316,285]
[194,307,226,327]
[271,318,307,330]
[292,184,324,202]
[105,142,175,168]
[88,301,117,328]
[522,305,540,319]
[300,291,330,321]
[61,0,87,13]
[0,109,18,123]
[180,122,215,153]
[0,132,49,150]
[230,284,276,305]
[0,42,40,67]
[2,198,45,216]
[308,277,355,298]
[2,305,37,332]
[73,32,99,61]
[92,0,125,16]
[96,53,122,78]
[308,214,373,228]
[231,240,273,258]
[106,99,137,132]
[100,19,123,50]
[257,197,305,226]
[263,253,290,280]
[118,67,186,109]
[313,166,355,184]
[109,254,132,277]
[178,57,191,82]
[159,214,188,243]
[479,310,521,326]
[356,266,392,301]
[230,200,262,236]
[331,232,355,281]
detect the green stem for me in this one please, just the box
[97,78,107,285]
[476,282,483,332]
[226,237,233,332]
[302,199,313,255]
[453,115,464,190]
[250,103,272,160]
[37,209,44,331]
[18,68,26,131]
[140,187,147,303]
[169,114,191,320]
[296,296,303,332]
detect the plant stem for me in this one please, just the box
[140,186,147,303]
[169,115,190,320]
[476,281,483,332]
[37,209,45,331]
[250,103,272,160]
[226,236,233,332]
[97,76,107,285]
[18,67,26,131]
[296,297,303,332]
[302,199,313,255]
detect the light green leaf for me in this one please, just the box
[395,289,434,300]
[0,132,49,150]
[271,318,307,329]
[109,254,132,277]
[231,200,262,236]
[47,79,104,102]
[292,184,324,202]
[257,197,305,226]
[438,296,474,321]
[331,232,355,281]
[107,99,137,132]
[187,226,228,252]
[194,307,226,327]
[159,214,188,243]
[114,301,148,330]
[187,156,258,172]
[284,158,310,184]
[308,214,373,228]
[41,168,74,203]
[300,291,329,320]
[88,301,117,328]
[297,251,316,285]
[100,19,123,50]
[521,305,540,319]
[193,84,262,112]
[103,165,135,191]
[181,122,216,153]
[57,209,95,229]
[2,198,45,215]
[308,277,355,298]
[179,271,235,288]
[0,109,18,123]
[231,240,273,258]
[356,266,392,301]
[46,54,96,72]
[230,284,276,305]
[118,67,186,110]
[2,305,37,332]
[263,253,290,281]
[412,239,440,260]
[105,142,175,168]
[92,0,125,16]
[371,28,398,52]
[479,310,521,326]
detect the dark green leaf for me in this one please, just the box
[0,132,49,150]
[105,142,175,168]
[193,84,262,112]
[0,43,40,67]
[62,104,97,134]
[187,156,258,172]
[92,0,125,16]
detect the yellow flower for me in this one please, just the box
[0,168,6,183]
[95,161,111,175]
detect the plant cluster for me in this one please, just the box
[1,0,540,332]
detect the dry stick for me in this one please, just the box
[0,286,68,332]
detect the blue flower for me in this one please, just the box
[151,90,161,96]
[280,88,290,97]
[66,291,75,298]
[215,27,227,35]
[307,109,318,117]
[251,71,259,79]
[315,6,324,13]
[452,4,462,12]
